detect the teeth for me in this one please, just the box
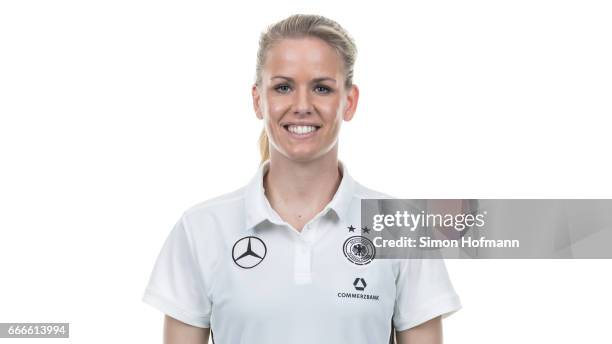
[287,125,318,135]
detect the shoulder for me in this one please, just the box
[179,186,247,234]
[353,180,395,200]
[172,187,249,264]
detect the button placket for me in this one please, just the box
[294,239,312,284]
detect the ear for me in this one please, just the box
[252,84,263,120]
[343,84,359,122]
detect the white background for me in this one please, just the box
[1,0,611,343]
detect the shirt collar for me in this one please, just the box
[244,159,355,232]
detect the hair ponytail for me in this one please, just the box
[259,128,270,164]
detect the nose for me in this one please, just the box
[293,87,313,115]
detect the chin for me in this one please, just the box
[271,138,336,162]
[280,146,336,163]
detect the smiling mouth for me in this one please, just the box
[282,124,322,135]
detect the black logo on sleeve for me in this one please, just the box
[232,236,267,269]
[343,235,376,265]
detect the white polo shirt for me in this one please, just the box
[142,160,461,343]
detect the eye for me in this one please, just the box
[314,85,332,94]
[274,84,291,94]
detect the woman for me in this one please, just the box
[143,14,461,344]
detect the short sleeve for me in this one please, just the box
[142,214,212,328]
[392,257,462,332]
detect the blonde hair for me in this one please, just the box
[255,14,358,164]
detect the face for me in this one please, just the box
[252,37,359,162]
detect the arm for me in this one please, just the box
[164,315,210,344]
[395,316,442,344]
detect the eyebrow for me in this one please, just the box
[271,76,337,84]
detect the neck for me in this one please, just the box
[264,149,342,229]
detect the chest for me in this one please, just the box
[208,230,397,326]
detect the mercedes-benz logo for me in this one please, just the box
[232,236,267,269]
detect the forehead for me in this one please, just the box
[263,37,343,79]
